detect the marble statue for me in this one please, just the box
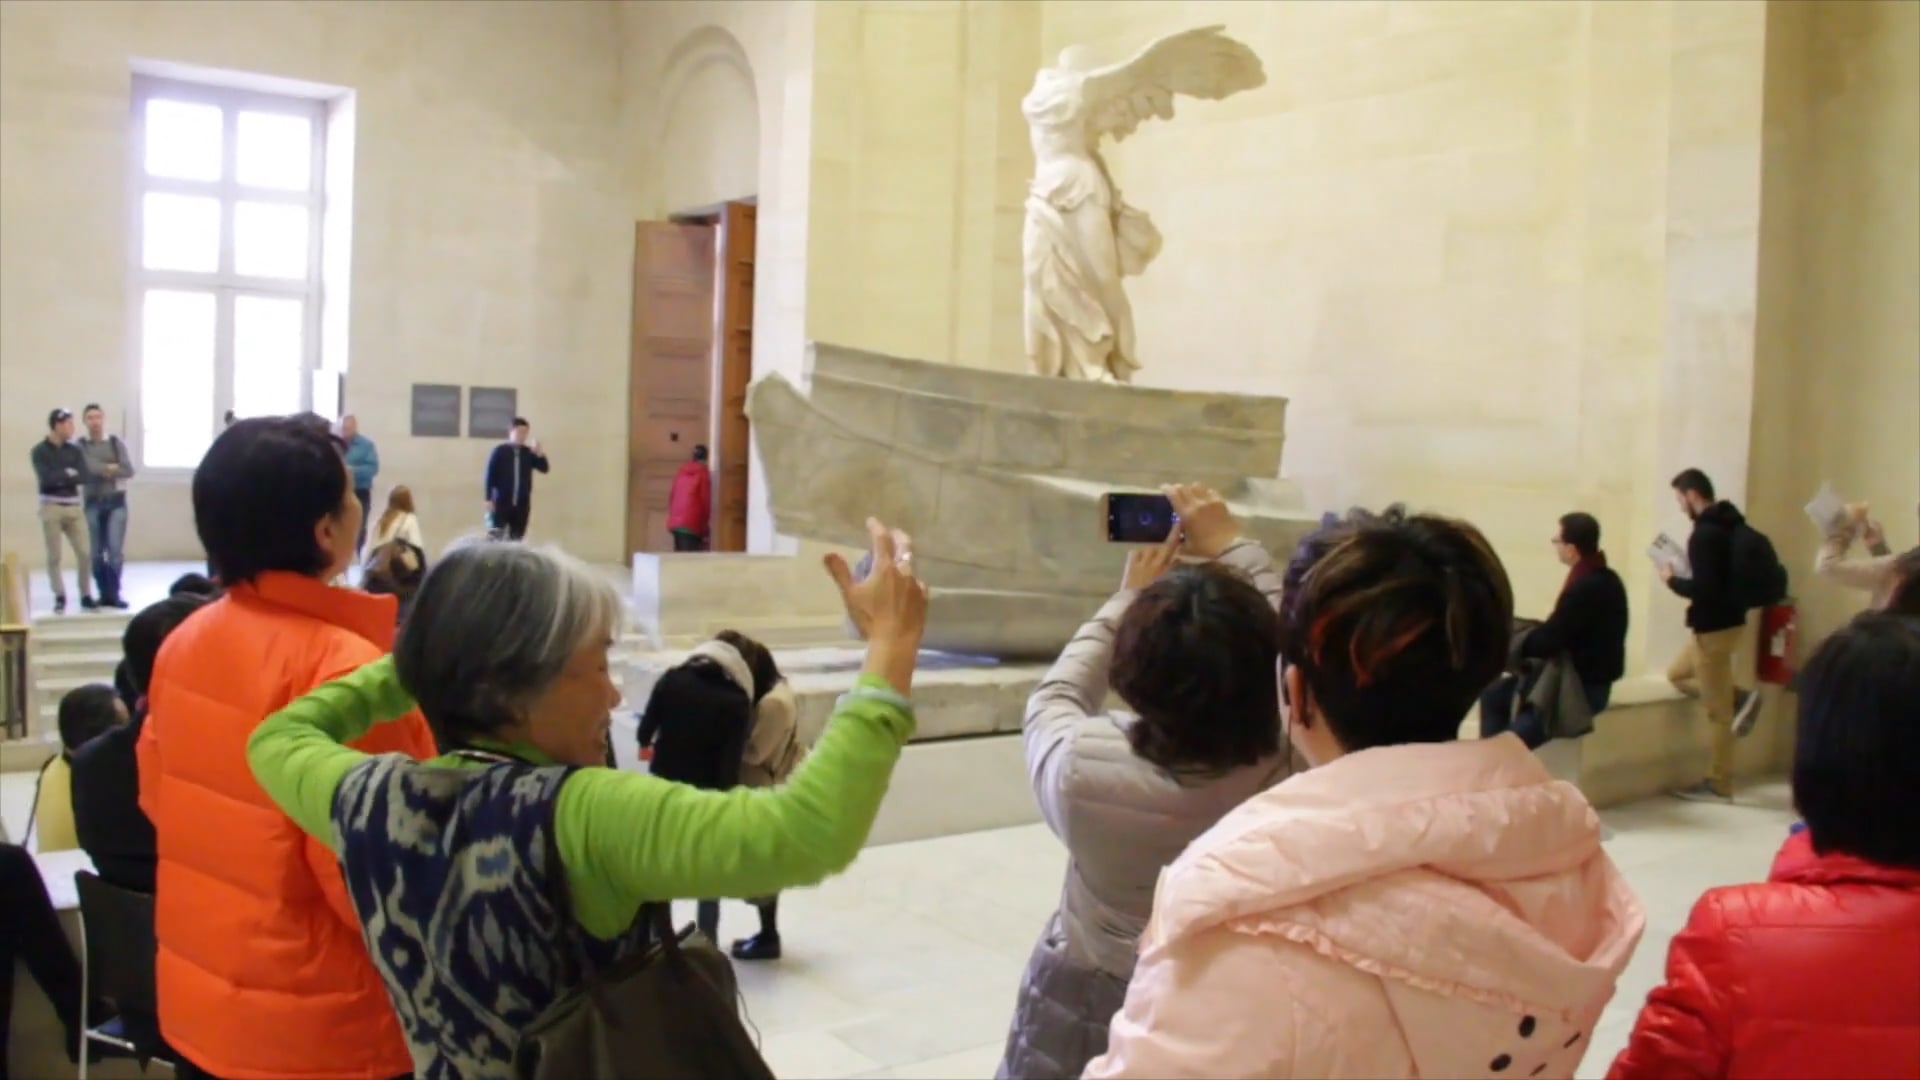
[1022,26,1266,383]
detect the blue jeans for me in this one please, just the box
[86,496,128,602]
[1480,672,1612,749]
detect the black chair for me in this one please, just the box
[73,870,174,1077]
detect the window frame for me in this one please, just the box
[128,75,328,472]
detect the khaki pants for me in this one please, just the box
[38,502,92,602]
[1668,626,1743,794]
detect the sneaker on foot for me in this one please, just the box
[1731,689,1763,738]
[105,596,130,610]
[53,596,67,615]
[729,933,782,962]
[1672,780,1733,803]
[80,596,100,612]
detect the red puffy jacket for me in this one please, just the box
[1609,829,1920,1079]
[667,460,711,534]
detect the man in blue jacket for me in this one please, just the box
[341,414,379,557]
[484,417,549,540]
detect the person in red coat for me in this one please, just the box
[667,444,712,551]
[1609,611,1920,1080]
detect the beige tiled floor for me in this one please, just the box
[4,773,1797,1079]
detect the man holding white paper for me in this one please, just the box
[1661,468,1765,802]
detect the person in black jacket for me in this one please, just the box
[483,417,550,540]
[1662,469,1762,802]
[635,631,778,942]
[70,592,209,894]
[1480,512,1629,748]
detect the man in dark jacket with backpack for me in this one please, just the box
[1663,468,1778,801]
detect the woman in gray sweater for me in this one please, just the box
[997,484,1297,1079]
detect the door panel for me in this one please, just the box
[627,221,715,556]
[714,200,756,552]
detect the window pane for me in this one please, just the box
[236,111,313,191]
[233,296,306,419]
[144,99,223,181]
[233,202,309,279]
[140,290,217,469]
[142,193,221,272]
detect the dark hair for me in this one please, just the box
[122,594,210,698]
[512,417,530,429]
[1793,612,1920,869]
[1277,506,1513,752]
[193,416,351,584]
[47,408,71,429]
[1884,547,1920,616]
[83,403,103,415]
[1671,468,1716,502]
[1110,562,1282,773]
[57,683,122,755]
[693,444,710,463]
[168,572,219,598]
[639,662,752,789]
[714,629,781,704]
[1558,512,1601,557]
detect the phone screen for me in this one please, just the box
[1106,493,1177,544]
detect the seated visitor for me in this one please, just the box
[115,574,214,712]
[999,483,1295,1080]
[0,841,93,1071]
[140,415,438,1080]
[29,684,125,854]
[245,520,928,1077]
[1087,507,1646,1079]
[365,484,425,558]
[1480,512,1629,748]
[72,593,209,893]
[1609,612,1920,1080]
[635,629,784,944]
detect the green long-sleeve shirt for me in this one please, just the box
[247,656,915,940]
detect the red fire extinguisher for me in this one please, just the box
[1757,600,1797,686]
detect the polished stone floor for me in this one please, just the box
[4,773,1797,1079]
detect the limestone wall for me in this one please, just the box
[0,1,633,564]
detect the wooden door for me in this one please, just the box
[713,201,756,552]
[627,221,716,557]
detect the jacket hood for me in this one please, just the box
[1152,736,1644,1016]
[1697,500,1746,530]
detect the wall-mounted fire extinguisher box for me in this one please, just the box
[1758,600,1797,686]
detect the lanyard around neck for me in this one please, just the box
[447,746,539,767]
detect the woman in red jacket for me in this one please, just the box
[1610,612,1920,1080]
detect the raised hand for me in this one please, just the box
[824,518,930,692]
[1166,483,1242,560]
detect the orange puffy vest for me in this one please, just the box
[139,573,435,1078]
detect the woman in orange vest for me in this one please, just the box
[139,415,435,1079]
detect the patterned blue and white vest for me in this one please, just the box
[332,753,650,1080]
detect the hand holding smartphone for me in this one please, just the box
[1105,493,1178,544]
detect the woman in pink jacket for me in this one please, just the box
[1088,507,1647,1079]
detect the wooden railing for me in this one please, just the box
[2,551,32,742]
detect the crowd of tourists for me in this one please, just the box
[4,411,1916,1079]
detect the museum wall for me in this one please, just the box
[1749,0,1920,649]
[0,0,633,565]
[805,0,1038,376]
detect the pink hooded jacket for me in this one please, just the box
[1086,735,1646,1079]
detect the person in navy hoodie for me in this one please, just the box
[483,417,550,541]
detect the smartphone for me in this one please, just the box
[1105,493,1178,544]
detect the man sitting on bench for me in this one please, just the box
[1481,512,1629,748]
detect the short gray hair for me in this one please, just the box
[393,540,625,747]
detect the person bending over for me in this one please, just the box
[246,520,927,1078]
[1088,507,1646,1079]
[1609,612,1920,1079]
[998,484,1296,1080]
[1480,512,1629,748]
[140,416,437,1080]
[635,629,783,945]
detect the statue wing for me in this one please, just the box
[1081,25,1266,142]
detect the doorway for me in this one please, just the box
[625,198,756,556]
